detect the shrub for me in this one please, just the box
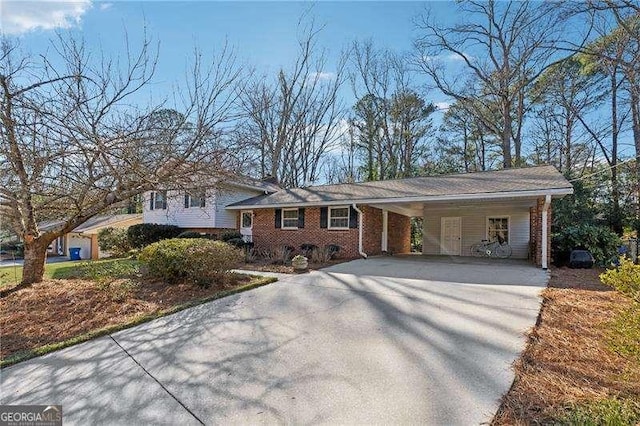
[600,257,640,303]
[138,238,243,287]
[300,243,318,256]
[310,246,333,263]
[98,227,131,257]
[226,238,246,248]
[127,223,182,249]
[258,245,292,264]
[176,231,214,239]
[552,224,620,266]
[220,231,243,242]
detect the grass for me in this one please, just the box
[0,258,137,287]
[493,266,640,425]
[0,257,277,368]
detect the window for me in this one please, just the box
[241,211,253,229]
[185,190,206,208]
[282,208,299,229]
[329,206,350,229]
[150,191,167,210]
[487,217,509,244]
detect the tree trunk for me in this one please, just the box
[631,92,640,236]
[21,238,49,285]
[502,100,513,168]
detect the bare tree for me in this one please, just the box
[414,0,579,168]
[237,21,347,188]
[0,35,242,285]
[350,40,435,180]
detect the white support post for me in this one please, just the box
[382,210,389,252]
[541,194,551,270]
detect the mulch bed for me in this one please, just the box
[0,274,253,361]
[492,266,640,424]
[238,258,355,274]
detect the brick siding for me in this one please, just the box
[530,196,552,267]
[248,205,411,258]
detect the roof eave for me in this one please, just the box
[225,187,574,210]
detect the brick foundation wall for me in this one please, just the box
[530,197,552,267]
[248,205,412,258]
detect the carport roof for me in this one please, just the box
[227,165,573,209]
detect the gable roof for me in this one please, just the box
[72,214,142,234]
[227,165,573,209]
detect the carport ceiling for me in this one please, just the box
[370,197,540,217]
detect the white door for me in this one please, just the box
[440,217,462,256]
[240,210,253,242]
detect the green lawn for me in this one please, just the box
[0,258,138,286]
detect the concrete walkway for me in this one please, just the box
[0,256,547,425]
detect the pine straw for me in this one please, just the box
[0,274,252,360]
[493,267,640,425]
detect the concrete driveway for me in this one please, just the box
[1,256,547,425]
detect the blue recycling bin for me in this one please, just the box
[69,247,82,261]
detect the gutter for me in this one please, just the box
[541,194,551,270]
[225,188,574,210]
[352,203,367,259]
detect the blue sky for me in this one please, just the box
[2,1,455,109]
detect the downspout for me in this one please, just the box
[541,194,551,270]
[352,203,368,259]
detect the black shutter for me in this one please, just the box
[298,208,305,228]
[184,193,190,208]
[349,206,359,229]
[161,191,167,209]
[320,207,328,228]
[150,193,155,211]
[275,208,282,228]
[200,191,206,208]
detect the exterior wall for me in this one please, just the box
[530,197,552,267]
[422,204,531,259]
[249,205,411,258]
[143,186,261,229]
[388,213,411,254]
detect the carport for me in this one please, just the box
[227,166,574,269]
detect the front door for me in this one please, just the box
[441,216,461,256]
[240,210,253,242]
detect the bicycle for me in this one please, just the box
[470,237,512,259]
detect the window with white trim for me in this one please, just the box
[185,190,206,208]
[487,217,509,244]
[150,191,167,210]
[282,208,299,229]
[329,206,350,229]
[241,211,253,228]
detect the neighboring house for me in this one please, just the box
[226,166,573,269]
[143,177,279,240]
[46,214,143,260]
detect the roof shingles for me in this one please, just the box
[228,166,573,208]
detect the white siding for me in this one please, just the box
[143,185,262,229]
[214,187,262,228]
[422,205,531,259]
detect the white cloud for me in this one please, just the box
[308,71,335,82]
[435,101,451,111]
[0,0,92,35]
[99,2,112,11]
[446,52,472,62]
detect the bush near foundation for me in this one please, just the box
[127,224,182,248]
[98,227,131,257]
[138,238,243,287]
